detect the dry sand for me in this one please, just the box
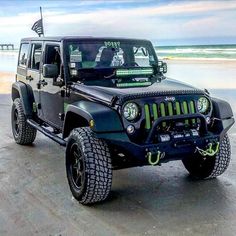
[0,72,15,94]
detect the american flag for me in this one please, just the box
[31,19,44,36]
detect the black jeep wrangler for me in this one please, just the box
[12,37,234,204]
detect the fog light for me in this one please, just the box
[127,125,135,134]
[70,69,78,76]
[206,116,211,124]
[159,134,170,142]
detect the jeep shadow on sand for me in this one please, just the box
[11,37,234,204]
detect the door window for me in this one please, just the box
[29,44,42,70]
[18,43,29,67]
[44,44,61,73]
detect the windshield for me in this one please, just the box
[66,40,157,70]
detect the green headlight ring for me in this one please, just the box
[123,102,139,121]
[197,97,210,114]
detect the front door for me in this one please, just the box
[39,43,64,130]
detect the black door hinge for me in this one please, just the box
[59,113,65,121]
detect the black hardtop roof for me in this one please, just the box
[21,36,151,43]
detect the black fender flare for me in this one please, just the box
[212,97,234,138]
[11,81,34,117]
[63,101,124,138]
[212,97,233,119]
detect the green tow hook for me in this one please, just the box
[196,142,220,157]
[147,151,161,166]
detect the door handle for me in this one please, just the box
[26,75,33,81]
[37,80,48,89]
[40,80,48,87]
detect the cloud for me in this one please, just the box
[0,0,236,45]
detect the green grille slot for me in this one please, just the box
[183,101,189,125]
[144,104,151,129]
[152,103,158,120]
[160,103,166,116]
[176,101,181,115]
[160,103,166,127]
[168,102,173,116]
[190,100,196,124]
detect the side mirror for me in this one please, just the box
[43,64,58,78]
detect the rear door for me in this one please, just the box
[17,42,30,84]
[27,42,43,117]
[39,42,64,130]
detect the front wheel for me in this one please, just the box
[182,134,231,179]
[66,127,112,204]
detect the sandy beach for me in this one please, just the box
[0,71,15,94]
[0,53,236,235]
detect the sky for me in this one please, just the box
[0,0,236,47]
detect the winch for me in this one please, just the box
[158,128,199,143]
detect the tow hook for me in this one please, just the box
[196,142,220,157]
[147,151,165,166]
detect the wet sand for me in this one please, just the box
[0,93,236,236]
[166,59,236,89]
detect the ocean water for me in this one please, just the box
[0,50,18,72]
[155,44,236,60]
[1,44,236,73]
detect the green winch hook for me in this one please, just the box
[196,142,220,157]
[147,151,161,166]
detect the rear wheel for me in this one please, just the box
[66,127,112,204]
[11,98,37,145]
[182,134,231,179]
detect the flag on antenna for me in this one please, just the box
[31,19,44,36]
[31,7,44,37]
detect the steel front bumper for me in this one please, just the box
[96,116,234,165]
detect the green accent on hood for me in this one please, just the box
[82,61,97,68]
[64,102,68,112]
[117,81,152,88]
[144,104,151,129]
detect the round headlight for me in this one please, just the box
[197,97,210,114]
[123,102,139,121]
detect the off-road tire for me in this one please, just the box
[66,127,112,204]
[11,98,37,145]
[182,134,231,179]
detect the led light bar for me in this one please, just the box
[117,81,152,88]
[116,68,153,77]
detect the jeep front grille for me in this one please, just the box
[144,100,196,129]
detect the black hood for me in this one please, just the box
[72,77,206,106]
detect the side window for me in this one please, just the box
[29,43,42,70]
[18,43,29,67]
